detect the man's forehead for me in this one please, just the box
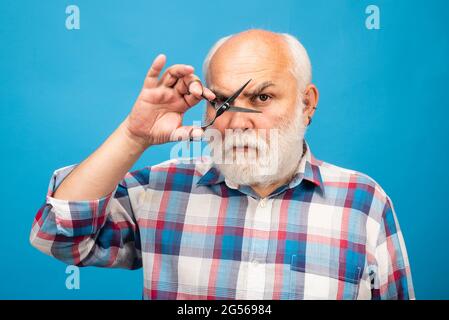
[209,80,276,97]
[208,53,291,87]
[210,51,290,75]
[208,66,292,95]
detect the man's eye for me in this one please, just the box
[257,94,271,102]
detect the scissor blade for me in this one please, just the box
[225,79,252,104]
[227,105,262,113]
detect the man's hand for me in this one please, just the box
[53,54,214,201]
[125,54,215,148]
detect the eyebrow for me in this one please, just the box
[211,81,275,101]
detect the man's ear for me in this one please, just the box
[302,84,319,126]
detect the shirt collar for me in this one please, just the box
[196,140,325,194]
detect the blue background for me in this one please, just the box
[1,0,448,299]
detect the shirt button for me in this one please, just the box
[252,260,259,267]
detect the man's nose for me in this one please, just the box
[227,104,255,130]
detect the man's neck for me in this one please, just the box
[251,178,291,199]
[250,164,301,198]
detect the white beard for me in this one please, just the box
[207,104,307,188]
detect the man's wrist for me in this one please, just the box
[119,116,151,154]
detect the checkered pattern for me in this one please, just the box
[29,141,414,300]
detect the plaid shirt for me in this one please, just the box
[30,141,414,300]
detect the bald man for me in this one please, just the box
[30,29,414,300]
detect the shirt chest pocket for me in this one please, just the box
[289,253,363,300]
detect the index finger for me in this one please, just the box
[160,64,195,87]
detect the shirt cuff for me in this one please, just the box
[45,164,114,236]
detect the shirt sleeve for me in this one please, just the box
[29,164,142,269]
[371,196,415,299]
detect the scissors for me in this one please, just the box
[189,79,262,141]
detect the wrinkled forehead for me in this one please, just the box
[207,37,294,93]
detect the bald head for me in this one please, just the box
[203,29,312,91]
